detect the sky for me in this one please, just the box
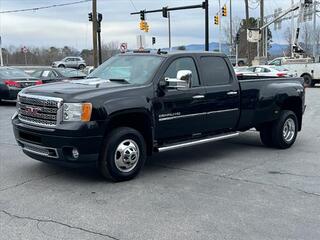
[0,0,303,50]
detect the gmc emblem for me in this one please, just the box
[25,106,41,114]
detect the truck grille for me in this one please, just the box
[17,94,63,128]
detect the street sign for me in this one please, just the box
[21,46,28,54]
[120,43,128,53]
[247,29,261,43]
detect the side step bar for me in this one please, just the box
[157,132,239,152]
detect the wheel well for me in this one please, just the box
[281,97,303,131]
[301,73,312,78]
[105,112,153,155]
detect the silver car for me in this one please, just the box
[52,56,86,70]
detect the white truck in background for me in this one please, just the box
[268,57,320,87]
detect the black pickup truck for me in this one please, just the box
[12,52,305,181]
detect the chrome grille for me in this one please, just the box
[17,93,63,128]
[19,140,58,158]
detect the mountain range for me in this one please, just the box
[171,42,288,56]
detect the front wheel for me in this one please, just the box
[99,127,146,182]
[302,74,313,88]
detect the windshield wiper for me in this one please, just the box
[109,78,130,84]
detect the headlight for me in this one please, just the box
[63,103,92,122]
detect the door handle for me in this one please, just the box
[226,91,238,96]
[192,95,205,99]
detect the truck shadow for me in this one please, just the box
[20,132,267,183]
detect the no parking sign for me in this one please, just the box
[120,43,128,53]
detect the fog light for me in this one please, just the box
[72,148,79,159]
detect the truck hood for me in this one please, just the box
[21,78,144,102]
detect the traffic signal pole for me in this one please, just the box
[92,0,98,68]
[131,0,210,51]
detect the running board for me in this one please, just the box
[157,132,239,152]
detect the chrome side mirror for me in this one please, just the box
[164,70,192,89]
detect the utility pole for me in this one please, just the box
[244,0,251,64]
[0,36,3,66]
[168,11,172,50]
[92,0,98,68]
[219,0,222,52]
[230,0,233,54]
[291,0,295,57]
[313,0,317,57]
[260,0,264,57]
[204,0,209,51]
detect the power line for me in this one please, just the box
[129,0,138,11]
[0,0,91,14]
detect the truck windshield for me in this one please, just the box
[87,55,163,85]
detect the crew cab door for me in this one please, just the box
[199,56,240,132]
[155,57,207,140]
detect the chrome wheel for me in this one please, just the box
[114,139,140,173]
[282,118,296,143]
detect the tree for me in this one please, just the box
[237,17,272,64]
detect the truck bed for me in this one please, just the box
[237,77,304,130]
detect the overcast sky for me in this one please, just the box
[0,0,299,50]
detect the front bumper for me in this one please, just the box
[12,118,103,167]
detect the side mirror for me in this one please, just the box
[160,70,192,90]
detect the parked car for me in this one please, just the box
[227,55,247,66]
[234,67,258,78]
[12,52,305,182]
[245,65,297,78]
[0,67,42,102]
[30,68,87,83]
[52,57,86,70]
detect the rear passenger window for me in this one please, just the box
[200,57,232,86]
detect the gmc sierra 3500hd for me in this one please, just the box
[12,52,305,181]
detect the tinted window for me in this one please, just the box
[31,70,42,78]
[164,57,200,87]
[200,57,231,86]
[57,68,86,78]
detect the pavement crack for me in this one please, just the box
[221,175,320,198]
[268,170,320,179]
[150,163,320,198]
[1,209,120,240]
[0,171,65,192]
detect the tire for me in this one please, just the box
[259,124,274,147]
[58,64,65,68]
[302,74,312,88]
[271,110,298,149]
[78,64,85,70]
[99,127,146,182]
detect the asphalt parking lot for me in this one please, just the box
[1,88,320,240]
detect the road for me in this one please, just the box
[1,88,320,240]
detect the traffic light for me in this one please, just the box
[162,7,168,18]
[152,37,156,45]
[144,22,149,32]
[222,5,227,17]
[214,15,219,25]
[235,33,240,44]
[88,12,93,22]
[139,20,145,30]
[140,11,145,21]
[97,13,103,22]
